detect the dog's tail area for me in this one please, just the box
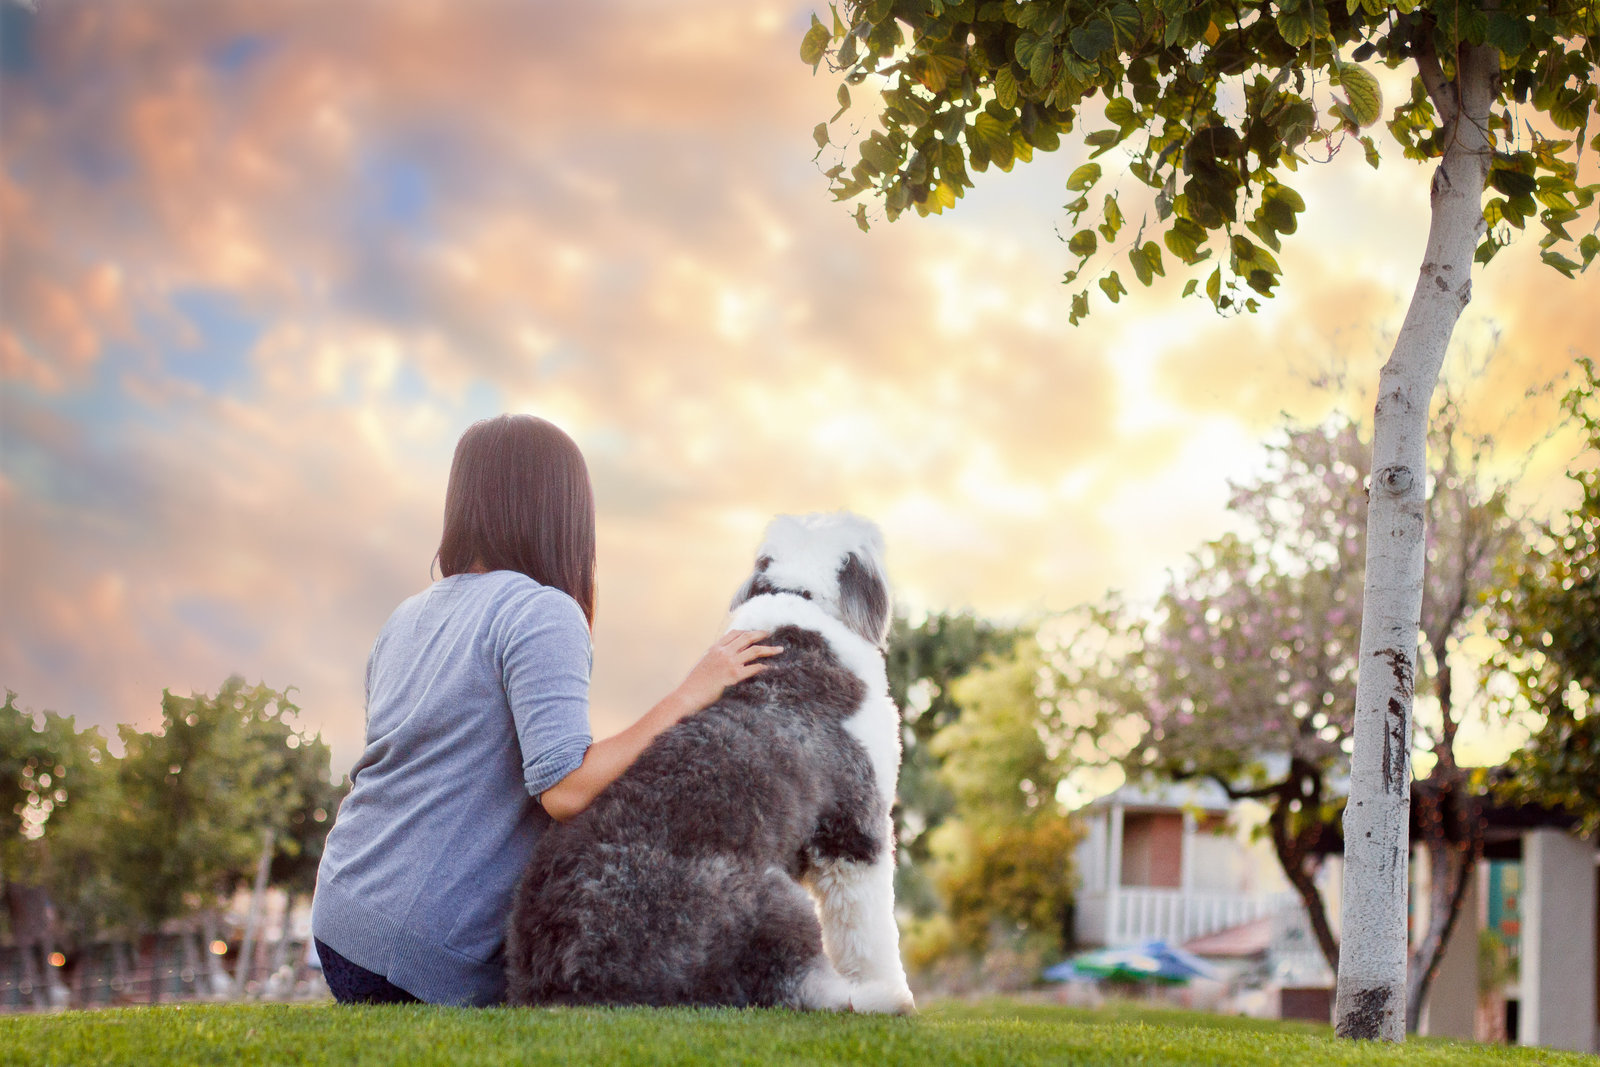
[505,845,830,1008]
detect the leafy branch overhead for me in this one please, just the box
[803,0,1599,322]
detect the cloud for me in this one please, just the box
[2,0,1591,773]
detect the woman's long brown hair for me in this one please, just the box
[436,415,596,626]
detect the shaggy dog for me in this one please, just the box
[504,512,914,1013]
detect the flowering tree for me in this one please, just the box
[1058,420,1370,975]
[1403,412,1516,1029]
[1491,360,1600,835]
[1053,412,1515,1023]
[803,0,1597,1040]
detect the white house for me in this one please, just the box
[1072,780,1313,959]
[1073,780,1599,1053]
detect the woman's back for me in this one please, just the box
[312,570,592,1006]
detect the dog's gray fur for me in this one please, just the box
[504,514,902,1009]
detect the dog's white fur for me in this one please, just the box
[726,513,913,1013]
[506,511,913,1013]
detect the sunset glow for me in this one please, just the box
[1,0,1594,771]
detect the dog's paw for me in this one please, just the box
[848,980,916,1015]
[796,963,854,1012]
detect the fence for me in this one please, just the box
[1077,886,1301,947]
[0,934,325,1012]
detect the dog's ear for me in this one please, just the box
[837,551,890,649]
[729,555,774,610]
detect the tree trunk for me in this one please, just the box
[235,828,276,997]
[18,942,44,1011]
[69,945,86,1009]
[181,919,202,996]
[40,931,68,1008]
[1404,774,1482,1031]
[269,890,297,987]
[201,909,231,996]
[1266,771,1342,976]
[1334,39,1500,1042]
[3,880,52,1009]
[111,938,132,1003]
[145,931,162,1005]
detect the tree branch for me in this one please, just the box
[1413,24,1457,134]
[1210,774,1286,802]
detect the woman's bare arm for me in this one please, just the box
[538,629,781,822]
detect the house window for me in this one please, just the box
[1120,812,1183,888]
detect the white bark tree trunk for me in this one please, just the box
[1334,40,1499,1041]
[201,909,231,996]
[234,828,276,997]
[269,890,297,979]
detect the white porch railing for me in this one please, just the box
[1076,887,1301,948]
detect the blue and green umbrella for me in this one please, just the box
[1043,940,1221,985]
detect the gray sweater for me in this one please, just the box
[312,571,592,1005]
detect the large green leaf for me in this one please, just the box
[1098,193,1125,240]
[1130,241,1166,285]
[1067,162,1103,191]
[1105,96,1139,132]
[1487,11,1533,56]
[1107,3,1143,45]
[995,65,1019,110]
[1070,19,1115,60]
[1164,217,1211,264]
[1540,249,1581,277]
[801,15,830,69]
[919,53,968,93]
[1016,33,1055,86]
[1490,167,1538,197]
[1259,183,1305,234]
[1277,5,1313,47]
[1336,62,1383,128]
[973,112,1016,169]
[859,132,900,174]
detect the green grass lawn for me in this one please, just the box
[1,997,1587,1067]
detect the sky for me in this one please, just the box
[2,0,1595,775]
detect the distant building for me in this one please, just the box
[1072,780,1598,1053]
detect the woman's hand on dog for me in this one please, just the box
[540,631,783,822]
[675,630,783,713]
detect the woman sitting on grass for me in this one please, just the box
[310,414,781,1006]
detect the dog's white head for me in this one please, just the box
[729,512,892,650]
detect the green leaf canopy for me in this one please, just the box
[804,0,1599,321]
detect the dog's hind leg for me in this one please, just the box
[807,850,915,1014]
[728,867,851,1011]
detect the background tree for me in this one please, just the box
[1056,420,1370,977]
[921,639,1079,980]
[0,693,107,1006]
[1404,410,1517,1030]
[1050,411,1515,1025]
[803,0,1597,1040]
[262,731,347,983]
[1491,359,1600,833]
[886,611,1025,914]
[35,748,141,1006]
[107,678,304,1001]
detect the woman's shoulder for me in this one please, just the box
[453,571,588,633]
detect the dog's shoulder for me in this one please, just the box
[727,624,866,721]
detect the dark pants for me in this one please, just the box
[314,937,421,1004]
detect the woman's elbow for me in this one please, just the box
[538,779,587,823]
